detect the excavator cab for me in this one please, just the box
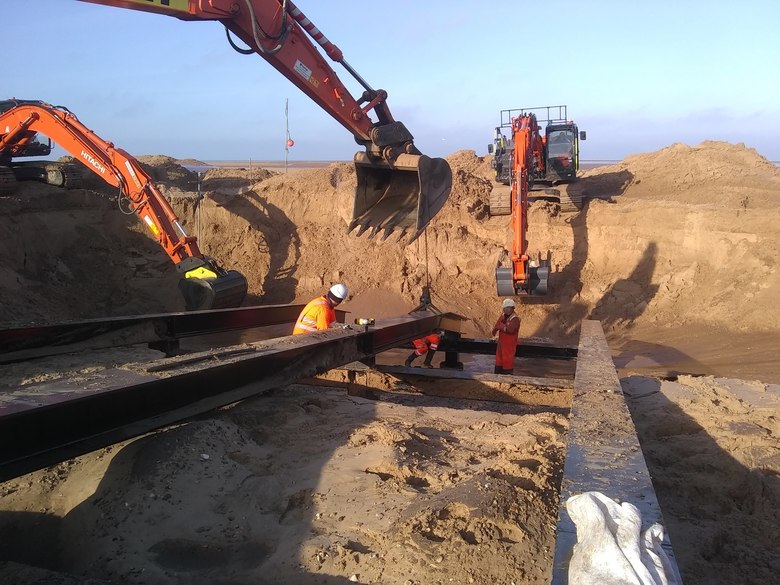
[0,99,53,159]
[0,99,85,192]
[544,123,581,182]
[351,152,452,243]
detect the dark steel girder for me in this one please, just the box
[450,337,578,360]
[0,304,347,363]
[0,311,445,482]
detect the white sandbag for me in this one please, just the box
[566,491,677,585]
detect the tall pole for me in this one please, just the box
[284,98,289,174]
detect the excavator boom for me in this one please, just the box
[0,99,247,310]
[78,0,452,242]
[495,113,549,297]
[490,105,585,296]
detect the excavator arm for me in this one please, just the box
[77,0,452,243]
[495,114,549,296]
[0,100,247,310]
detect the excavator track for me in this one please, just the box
[534,186,583,213]
[557,191,583,213]
[8,161,85,190]
[48,162,85,189]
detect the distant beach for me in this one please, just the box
[181,159,620,173]
[198,160,336,171]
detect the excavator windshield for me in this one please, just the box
[547,129,575,158]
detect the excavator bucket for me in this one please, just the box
[496,251,550,297]
[179,270,248,311]
[527,265,550,295]
[350,152,452,243]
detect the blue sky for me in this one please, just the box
[5,1,780,162]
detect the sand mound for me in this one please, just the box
[1,141,778,342]
[584,141,780,207]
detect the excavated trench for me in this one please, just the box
[1,143,779,584]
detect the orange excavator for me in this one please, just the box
[494,113,551,297]
[75,0,452,244]
[0,98,248,310]
[489,105,585,188]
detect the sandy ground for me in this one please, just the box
[1,142,779,584]
[0,383,566,585]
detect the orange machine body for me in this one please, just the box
[0,101,200,263]
[508,114,544,290]
[0,99,248,310]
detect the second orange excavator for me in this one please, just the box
[492,112,551,297]
[489,105,586,296]
[0,99,248,310]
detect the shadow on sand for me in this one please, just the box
[0,380,566,584]
[621,376,780,585]
[209,190,302,305]
[531,169,664,343]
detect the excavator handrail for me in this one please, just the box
[500,105,569,128]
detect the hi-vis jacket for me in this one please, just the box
[292,295,336,335]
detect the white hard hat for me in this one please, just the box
[329,283,348,300]
[502,298,516,309]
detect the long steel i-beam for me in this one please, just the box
[0,304,347,363]
[0,311,445,482]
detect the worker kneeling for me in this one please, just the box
[492,298,520,374]
[404,332,441,368]
[293,283,348,334]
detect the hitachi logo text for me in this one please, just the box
[81,150,106,174]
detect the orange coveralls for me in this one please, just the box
[492,313,520,371]
[292,295,336,335]
[412,333,440,357]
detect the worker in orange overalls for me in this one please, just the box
[292,283,348,334]
[491,298,520,374]
[404,331,441,368]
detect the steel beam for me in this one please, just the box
[0,305,347,363]
[450,337,578,360]
[550,320,683,584]
[0,311,445,482]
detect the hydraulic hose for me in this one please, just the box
[226,0,290,56]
